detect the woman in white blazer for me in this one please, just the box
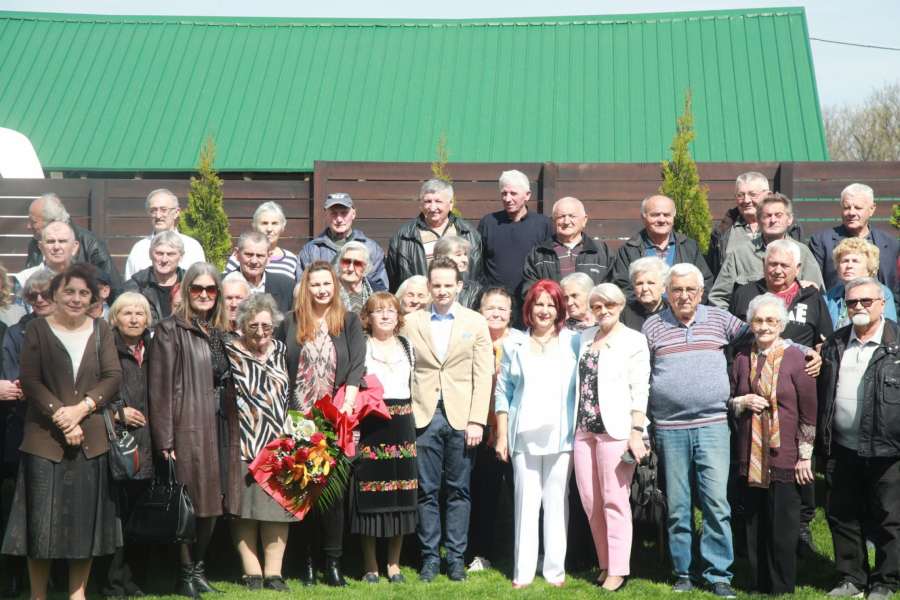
[574,283,651,592]
[494,279,579,588]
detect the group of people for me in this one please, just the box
[0,170,898,600]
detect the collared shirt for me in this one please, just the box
[248,272,267,295]
[641,230,677,265]
[430,302,457,362]
[733,213,761,241]
[552,236,584,277]
[834,317,886,450]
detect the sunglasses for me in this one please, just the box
[189,284,219,297]
[340,258,365,270]
[846,298,878,308]
[26,290,51,303]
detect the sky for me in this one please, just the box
[2,0,898,108]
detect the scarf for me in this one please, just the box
[748,338,784,488]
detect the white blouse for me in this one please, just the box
[49,325,93,382]
[365,339,411,400]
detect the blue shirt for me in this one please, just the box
[430,302,457,362]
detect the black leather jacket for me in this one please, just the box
[122,266,184,333]
[27,225,123,295]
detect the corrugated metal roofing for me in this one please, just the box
[0,8,828,172]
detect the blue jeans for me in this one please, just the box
[655,422,733,585]
[416,405,474,565]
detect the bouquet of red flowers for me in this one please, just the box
[248,397,352,519]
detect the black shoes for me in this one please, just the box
[174,564,201,600]
[389,573,407,584]
[298,554,316,587]
[324,557,348,587]
[447,562,468,582]
[241,576,263,591]
[362,573,380,584]
[2,576,21,599]
[418,562,440,583]
[263,576,290,592]
[193,561,225,594]
[797,523,817,558]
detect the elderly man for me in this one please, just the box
[643,262,748,597]
[298,193,387,290]
[809,183,900,313]
[612,195,713,303]
[121,231,186,330]
[817,277,900,600]
[15,221,81,290]
[124,189,205,280]
[709,172,803,277]
[478,170,553,298]
[521,196,613,299]
[710,193,823,309]
[222,273,251,333]
[26,193,122,294]
[386,179,483,291]
[231,231,295,314]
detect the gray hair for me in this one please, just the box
[498,170,531,193]
[560,272,594,295]
[235,292,284,331]
[845,276,885,299]
[149,230,185,256]
[20,268,54,298]
[434,235,472,258]
[551,197,585,218]
[145,189,179,211]
[841,183,875,204]
[588,283,626,306]
[41,220,76,243]
[336,241,373,276]
[222,272,251,295]
[755,192,793,221]
[747,293,789,328]
[665,263,705,289]
[420,178,454,203]
[765,239,801,267]
[735,171,771,192]
[640,195,677,217]
[629,256,670,285]
[41,194,70,224]
[395,275,429,303]
[237,230,270,251]
[253,201,287,228]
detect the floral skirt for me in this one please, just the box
[349,398,418,537]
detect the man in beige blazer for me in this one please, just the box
[401,257,493,583]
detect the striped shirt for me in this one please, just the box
[225,248,300,281]
[642,304,750,429]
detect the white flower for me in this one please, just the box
[296,419,317,440]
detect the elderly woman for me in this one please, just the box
[495,279,579,588]
[336,241,374,313]
[122,230,186,330]
[730,293,815,595]
[574,283,650,592]
[394,276,429,314]
[434,236,482,309]
[2,264,122,600]
[148,263,242,599]
[467,286,519,572]
[226,202,299,279]
[100,292,155,598]
[621,256,670,331]
[0,261,25,327]
[352,292,417,584]
[825,237,897,328]
[279,260,365,587]
[561,273,597,333]
[225,294,294,592]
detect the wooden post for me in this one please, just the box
[89,179,106,238]
[541,161,556,216]
[776,162,795,200]
[312,161,328,239]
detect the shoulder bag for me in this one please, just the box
[126,455,196,544]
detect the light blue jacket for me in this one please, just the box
[494,328,579,455]
[824,283,897,327]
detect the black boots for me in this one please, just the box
[299,554,316,587]
[193,561,225,594]
[324,557,348,587]
[174,564,201,599]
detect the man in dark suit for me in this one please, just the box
[231,231,296,313]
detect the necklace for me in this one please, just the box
[530,330,557,354]
[370,338,399,371]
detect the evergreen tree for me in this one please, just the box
[660,87,713,255]
[180,129,232,270]
[431,129,461,218]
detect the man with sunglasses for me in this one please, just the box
[817,278,900,600]
[231,231,295,314]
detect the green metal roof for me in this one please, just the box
[0,8,828,172]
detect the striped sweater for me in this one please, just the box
[642,305,750,429]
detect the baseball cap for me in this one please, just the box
[324,193,354,210]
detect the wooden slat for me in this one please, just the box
[794,162,900,181]
[105,198,312,219]
[103,180,311,200]
[323,162,543,181]
[0,196,91,216]
[555,162,780,181]
[556,180,740,201]
[0,180,92,196]
[0,256,27,272]
[795,179,900,199]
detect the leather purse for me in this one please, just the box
[126,456,196,544]
[630,449,668,526]
[102,403,140,481]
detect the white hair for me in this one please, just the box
[560,272,594,295]
[40,194,71,224]
[145,189,179,211]
[845,276,885,299]
[253,201,287,228]
[747,293,789,328]
[336,241,373,276]
[665,263,704,289]
[498,170,531,193]
[640,195,676,217]
[588,283,626,306]
[628,256,669,285]
[222,271,251,295]
[149,230,185,256]
[841,183,875,204]
[765,239,801,267]
[735,171,770,192]
[551,197,585,218]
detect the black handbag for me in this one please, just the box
[126,456,196,544]
[630,449,668,526]
[102,404,140,481]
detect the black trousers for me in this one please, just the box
[825,444,900,592]
[800,455,817,525]
[96,478,153,596]
[293,489,346,560]
[467,441,513,560]
[743,480,802,594]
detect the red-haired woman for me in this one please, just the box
[494,279,579,588]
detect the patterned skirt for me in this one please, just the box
[2,449,121,559]
[349,398,418,537]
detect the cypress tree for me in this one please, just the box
[431,130,461,218]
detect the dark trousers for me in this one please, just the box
[743,480,802,594]
[468,440,513,561]
[800,455,816,525]
[825,444,900,592]
[96,478,153,596]
[293,491,346,560]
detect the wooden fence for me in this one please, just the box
[1,161,899,274]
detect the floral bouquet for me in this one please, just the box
[248,397,352,519]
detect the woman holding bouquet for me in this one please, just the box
[225,293,295,592]
[280,260,365,587]
[353,292,418,584]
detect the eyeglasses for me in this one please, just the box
[669,287,699,297]
[148,207,174,216]
[846,298,879,308]
[750,317,781,327]
[245,323,273,333]
[189,284,218,297]
[591,302,620,311]
[340,258,365,270]
[26,290,51,303]
[735,191,767,200]
[371,309,398,317]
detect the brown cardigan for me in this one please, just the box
[19,317,122,462]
